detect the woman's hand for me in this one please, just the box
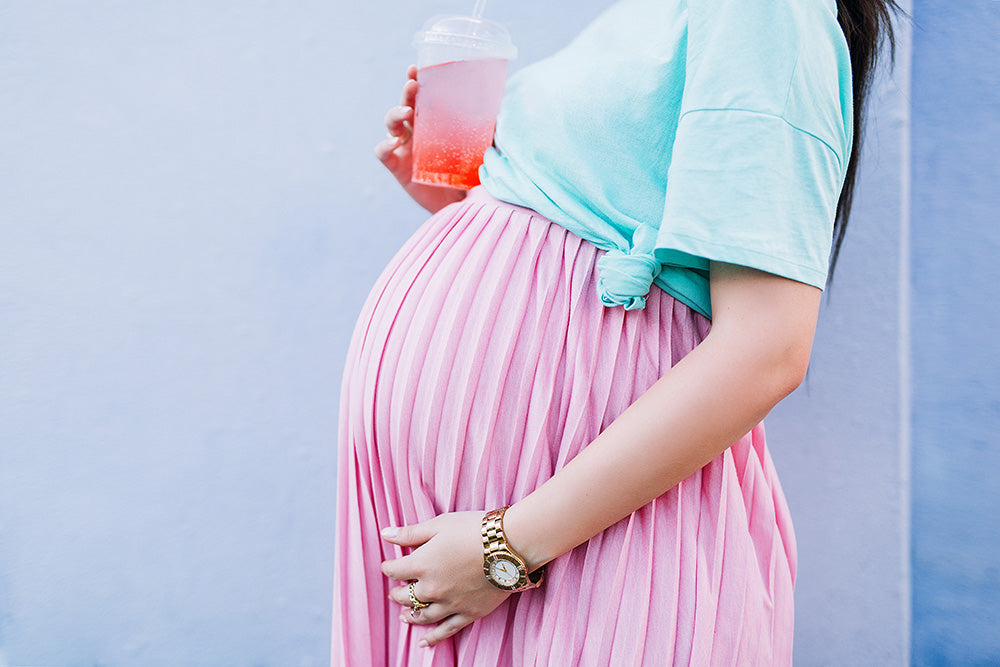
[381,510,512,648]
[375,65,468,214]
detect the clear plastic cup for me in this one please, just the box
[411,15,517,189]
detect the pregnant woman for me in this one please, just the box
[332,0,898,664]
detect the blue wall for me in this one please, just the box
[910,1,1000,664]
[7,0,996,664]
[0,3,346,665]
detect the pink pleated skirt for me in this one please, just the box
[332,189,796,666]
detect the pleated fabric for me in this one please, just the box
[332,189,797,666]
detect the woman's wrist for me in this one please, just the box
[498,501,556,574]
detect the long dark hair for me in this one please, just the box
[830,0,902,276]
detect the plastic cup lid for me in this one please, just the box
[413,15,517,59]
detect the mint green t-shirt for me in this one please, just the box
[480,0,853,319]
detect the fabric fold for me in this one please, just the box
[595,224,662,311]
[331,189,796,666]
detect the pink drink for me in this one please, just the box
[412,58,509,189]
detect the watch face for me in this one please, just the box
[489,556,522,587]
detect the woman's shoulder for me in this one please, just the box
[683,0,852,162]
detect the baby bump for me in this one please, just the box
[342,189,708,514]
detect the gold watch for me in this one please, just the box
[481,506,545,592]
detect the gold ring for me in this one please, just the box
[408,581,430,617]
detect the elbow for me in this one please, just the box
[704,325,814,408]
[718,328,812,404]
[706,263,822,401]
[781,353,810,397]
[770,340,812,400]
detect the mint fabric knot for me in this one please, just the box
[596,249,661,310]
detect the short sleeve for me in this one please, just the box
[655,109,844,289]
[652,0,852,293]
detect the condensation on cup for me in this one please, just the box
[411,15,517,189]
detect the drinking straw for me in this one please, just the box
[472,0,487,18]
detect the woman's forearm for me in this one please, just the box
[502,264,822,571]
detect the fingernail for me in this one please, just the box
[381,527,399,538]
[399,613,407,623]
[418,639,429,648]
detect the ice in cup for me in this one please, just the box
[411,15,517,189]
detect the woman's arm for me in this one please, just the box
[380,262,822,647]
[503,262,820,571]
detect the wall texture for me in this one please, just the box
[0,1,951,665]
[1,3,347,665]
[910,1,1000,664]
[769,6,913,659]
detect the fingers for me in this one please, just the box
[388,584,450,625]
[402,606,448,626]
[386,580,474,648]
[380,519,436,547]
[379,518,441,581]
[383,105,413,142]
[400,66,418,107]
[419,614,474,647]
[374,137,399,169]
[380,551,421,581]
[378,104,412,168]
[376,67,418,170]
[388,582,434,608]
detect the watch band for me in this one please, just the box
[481,506,544,591]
